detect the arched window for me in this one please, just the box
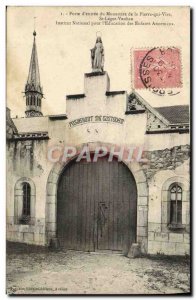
[14,178,36,225]
[22,182,31,217]
[162,177,189,231]
[169,183,182,224]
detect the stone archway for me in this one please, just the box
[45,143,148,253]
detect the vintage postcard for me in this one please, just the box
[6,6,190,295]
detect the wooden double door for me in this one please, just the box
[57,157,137,254]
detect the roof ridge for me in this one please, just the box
[154,105,189,108]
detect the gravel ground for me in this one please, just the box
[6,242,190,295]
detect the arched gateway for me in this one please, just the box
[57,157,137,254]
[46,143,148,255]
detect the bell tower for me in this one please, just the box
[24,31,43,117]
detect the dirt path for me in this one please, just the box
[6,243,190,295]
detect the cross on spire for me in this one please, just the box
[34,16,36,32]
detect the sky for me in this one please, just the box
[7,6,190,118]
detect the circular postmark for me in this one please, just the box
[139,47,182,96]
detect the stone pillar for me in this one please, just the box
[84,71,110,97]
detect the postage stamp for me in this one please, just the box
[133,47,182,91]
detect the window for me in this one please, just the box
[170,183,182,224]
[14,178,36,225]
[19,182,31,224]
[162,177,189,232]
[22,182,31,217]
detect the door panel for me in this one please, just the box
[57,157,137,253]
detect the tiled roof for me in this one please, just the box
[155,105,189,124]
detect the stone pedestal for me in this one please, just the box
[127,243,141,258]
[84,71,110,97]
[49,238,60,250]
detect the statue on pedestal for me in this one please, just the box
[91,37,104,72]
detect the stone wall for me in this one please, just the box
[148,231,190,256]
[6,137,51,246]
[6,107,18,139]
[6,217,45,246]
[147,160,190,256]
[142,144,190,179]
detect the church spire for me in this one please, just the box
[25,31,43,117]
